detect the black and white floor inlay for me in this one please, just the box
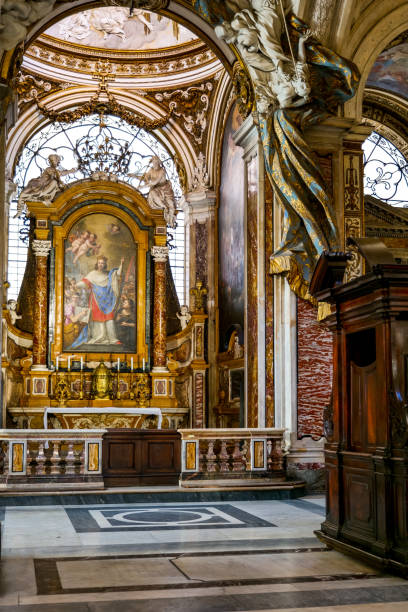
[65,504,275,532]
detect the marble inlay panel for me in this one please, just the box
[64,504,275,533]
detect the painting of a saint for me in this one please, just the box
[63,213,136,352]
[218,103,245,349]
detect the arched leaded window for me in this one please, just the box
[8,114,186,303]
[363,131,408,207]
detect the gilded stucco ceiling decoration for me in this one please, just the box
[22,6,221,90]
[45,6,194,51]
[15,70,73,114]
[153,75,220,151]
[24,43,216,81]
[36,83,172,130]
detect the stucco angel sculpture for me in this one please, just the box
[130,156,177,228]
[16,154,76,218]
[215,0,359,295]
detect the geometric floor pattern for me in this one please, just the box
[1,496,408,611]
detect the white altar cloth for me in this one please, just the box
[43,407,163,429]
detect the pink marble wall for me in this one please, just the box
[297,298,333,439]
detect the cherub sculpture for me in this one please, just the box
[15,154,76,218]
[177,305,191,330]
[7,299,22,326]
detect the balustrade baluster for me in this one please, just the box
[267,439,273,472]
[65,442,76,475]
[219,440,230,472]
[232,440,244,472]
[270,439,284,472]
[206,440,217,472]
[28,444,38,476]
[36,442,46,475]
[242,439,250,472]
[50,441,62,475]
[2,441,9,476]
[76,442,85,474]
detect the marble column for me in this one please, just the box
[185,186,216,424]
[32,239,51,369]
[151,245,169,372]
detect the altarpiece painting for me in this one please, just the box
[63,213,137,353]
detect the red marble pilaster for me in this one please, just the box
[297,298,333,438]
[152,246,168,370]
[32,240,51,367]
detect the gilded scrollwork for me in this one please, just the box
[155,81,216,148]
[232,62,255,119]
[37,87,172,130]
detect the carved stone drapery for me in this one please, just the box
[32,239,51,368]
[151,246,169,370]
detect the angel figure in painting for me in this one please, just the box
[15,154,76,218]
[70,255,124,348]
[130,156,177,228]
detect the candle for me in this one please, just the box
[117,357,120,372]
[68,356,71,371]
[142,358,145,372]
[80,357,83,371]
[56,356,59,371]
[131,357,133,372]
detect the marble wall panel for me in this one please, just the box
[265,175,274,427]
[247,157,258,428]
[297,298,333,439]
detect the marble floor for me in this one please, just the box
[0,495,407,610]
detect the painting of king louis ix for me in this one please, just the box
[63,213,137,353]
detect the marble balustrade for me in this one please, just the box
[178,428,286,487]
[0,429,105,490]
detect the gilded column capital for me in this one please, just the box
[151,246,169,263]
[32,240,52,257]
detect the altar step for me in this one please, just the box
[0,481,305,506]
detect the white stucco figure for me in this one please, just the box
[130,156,177,228]
[177,305,191,330]
[91,7,129,40]
[0,0,56,51]
[216,0,297,113]
[7,299,22,326]
[191,153,210,192]
[59,12,90,41]
[15,154,75,218]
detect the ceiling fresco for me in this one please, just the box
[44,7,197,51]
[366,40,408,100]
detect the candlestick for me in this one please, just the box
[131,357,133,372]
